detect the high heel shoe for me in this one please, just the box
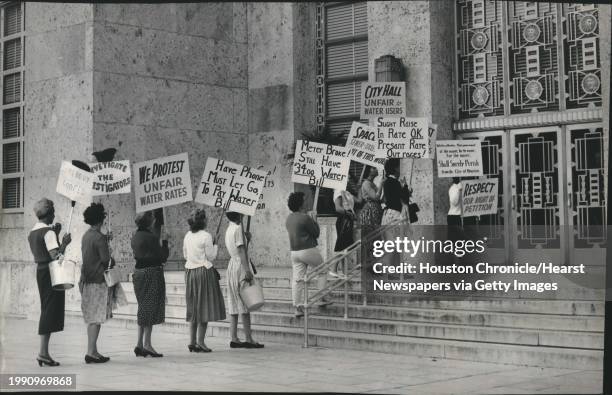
[85,354,110,364]
[134,347,145,357]
[142,348,163,358]
[37,356,60,367]
[187,344,199,353]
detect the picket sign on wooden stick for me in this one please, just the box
[312,186,320,213]
[359,166,367,183]
[408,159,415,188]
[246,216,252,249]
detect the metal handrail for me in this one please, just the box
[302,217,406,347]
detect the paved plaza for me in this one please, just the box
[0,317,603,393]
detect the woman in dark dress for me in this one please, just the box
[131,211,169,358]
[27,198,71,367]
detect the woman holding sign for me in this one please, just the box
[224,211,263,349]
[381,158,412,225]
[131,211,169,358]
[182,209,226,352]
[28,198,72,367]
[359,166,384,229]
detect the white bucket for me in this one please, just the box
[240,279,265,312]
[49,258,76,291]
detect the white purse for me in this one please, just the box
[104,258,121,287]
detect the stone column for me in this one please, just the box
[368,1,455,225]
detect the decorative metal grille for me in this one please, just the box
[455,2,602,119]
[514,131,560,248]
[569,127,606,247]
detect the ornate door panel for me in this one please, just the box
[459,131,507,264]
[510,128,563,264]
[566,124,606,270]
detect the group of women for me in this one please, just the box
[29,199,262,367]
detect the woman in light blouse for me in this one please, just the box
[183,208,226,352]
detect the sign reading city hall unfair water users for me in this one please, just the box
[461,178,499,217]
[195,158,267,216]
[292,140,350,190]
[360,82,406,119]
[345,122,385,169]
[133,152,193,213]
[56,161,94,205]
[89,160,131,195]
[436,140,484,178]
[375,117,430,159]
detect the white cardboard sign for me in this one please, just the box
[461,178,499,217]
[428,124,437,159]
[360,82,406,119]
[195,158,267,216]
[291,140,350,190]
[89,160,131,196]
[133,153,192,213]
[436,140,483,178]
[56,161,94,205]
[375,117,430,159]
[345,122,385,169]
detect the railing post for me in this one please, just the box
[303,277,309,348]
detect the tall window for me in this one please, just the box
[315,2,368,213]
[0,2,24,211]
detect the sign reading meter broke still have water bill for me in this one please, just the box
[291,140,350,191]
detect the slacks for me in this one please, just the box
[290,247,328,307]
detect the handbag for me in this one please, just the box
[104,258,122,287]
[240,278,265,311]
[408,202,419,223]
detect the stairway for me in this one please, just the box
[68,267,606,370]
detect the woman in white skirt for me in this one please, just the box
[225,212,263,349]
[183,209,225,353]
[80,203,114,364]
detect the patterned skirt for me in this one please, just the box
[37,265,65,334]
[226,257,248,315]
[80,282,112,324]
[132,266,166,326]
[359,200,383,228]
[185,266,226,323]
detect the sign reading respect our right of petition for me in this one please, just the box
[436,140,483,178]
[461,178,499,217]
[133,152,193,213]
[291,140,350,190]
[360,82,406,119]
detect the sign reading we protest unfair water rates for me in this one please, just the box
[375,117,431,159]
[56,161,94,205]
[436,140,483,178]
[461,178,499,217]
[133,153,193,213]
[195,158,267,216]
[360,82,406,119]
[89,160,131,196]
[292,140,350,191]
[345,122,385,169]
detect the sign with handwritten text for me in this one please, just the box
[360,82,406,119]
[56,161,94,204]
[436,140,483,178]
[345,122,385,169]
[291,140,350,190]
[375,117,430,159]
[89,160,131,195]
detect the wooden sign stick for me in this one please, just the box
[312,186,320,213]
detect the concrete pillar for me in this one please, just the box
[368,1,455,225]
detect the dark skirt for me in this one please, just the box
[185,266,226,323]
[132,266,166,326]
[36,265,65,335]
[334,214,355,252]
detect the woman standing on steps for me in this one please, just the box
[131,211,168,358]
[182,208,226,353]
[28,198,72,367]
[225,211,263,349]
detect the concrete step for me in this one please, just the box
[71,312,603,370]
[114,298,603,333]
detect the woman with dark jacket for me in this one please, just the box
[80,202,114,364]
[27,198,71,367]
[381,158,412,225]
[131,211,168,358]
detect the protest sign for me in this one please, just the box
[133,153,192,213]
[345,122,385,169]
[89,160,131,195]
[291,140,350,190]
[461,178,499,217]
[436,140,483,178]
[375,117,430,159]
[56,161,94,205]
[195,158,267,216]
[255,165,277,211]
[428,124,437,159]
[360,82,406,119]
